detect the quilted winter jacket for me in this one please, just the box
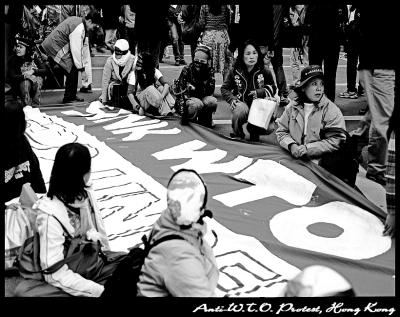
[100,55,136,102]
[276,95,346,158]
[137,209,219,297]
[32,189,110,297]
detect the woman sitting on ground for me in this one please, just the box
[7,35,47,107]
[134,52,175,117]
[4,98,46,205]
[276,65,357,186]
[99,39,137,110]
[15,143,125,297]
[221,39,278,141]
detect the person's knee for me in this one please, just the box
[202,96,217,111]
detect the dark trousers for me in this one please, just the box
[63,64,79,100]
[345,35,360,92]
[125,27,137,54]
[271,46,289,98]
[138,39,162,69]
[309,40,340,102]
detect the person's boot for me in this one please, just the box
[80,84,93,93]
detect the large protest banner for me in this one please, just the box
[24,104,394,297]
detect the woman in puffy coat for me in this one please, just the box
[15,143,124,297]
[137,169,219,297]
[221,39,277,141]
[275,65,357,186]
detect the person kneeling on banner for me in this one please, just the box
[174,45,217,128]
[99,39,137,111]
[134,52,176,117]
[276,65,359,187]
[221,39,278,142]
[282,265,355,297]
[137,169,219,297]
[15,143,127,297]
[7,35,48,108]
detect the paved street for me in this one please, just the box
[37,45,386,212]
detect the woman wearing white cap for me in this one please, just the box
[99,39,138,110]
[137,169,219,297]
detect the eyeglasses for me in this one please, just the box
[193,58,208,64]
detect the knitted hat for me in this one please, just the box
[167,170,206,226]
[194,44,211,59]
[284,265,355,297]
[15,34,33,48]
[295,65,324,90]
[114,39,129,53]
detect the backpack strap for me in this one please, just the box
[143,234,185,254]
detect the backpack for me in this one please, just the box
[100,234,184,297]
[319,127,359,187]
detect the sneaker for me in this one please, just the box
[180,59,187,65]
[339,90,358,99]
[359,107,368,115]
[96,47,106,53]
[174,60,180,66]
[79,85,92,93]
[230,132,245,139]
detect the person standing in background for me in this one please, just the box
[121,5,137,56]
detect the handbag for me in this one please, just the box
[18,215,103,281]
[248,98,277,131]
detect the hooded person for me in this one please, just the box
[283,265,355,297]
[137,169,219,297]
[99,39,137,110]
[174,44,217,127]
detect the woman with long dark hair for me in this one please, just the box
[15,143,124,297]
[4,99,46,204]
[221,39,277,141]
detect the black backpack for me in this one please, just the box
[100,234,184,297]
[319,127,359,187]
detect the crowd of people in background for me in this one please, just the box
[4,3,396,298]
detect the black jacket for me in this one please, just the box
[221,65,277,107]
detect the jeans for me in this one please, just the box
[186,96,217,127]
[18,78,43,107]
[104,29,117,51]
[168,20,184,61]
[290,42,309,87]
[63,64,79,100]
[359,69,395,180]
[346,34,360,92]
[265,46,289,98]
[82,37,92,88]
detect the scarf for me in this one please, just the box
[112,51,132,67]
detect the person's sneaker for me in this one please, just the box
[96,46,106,53]
[79,85,92,93]
[180,59,187,65]
[339,90,358,99]
[366,173,386,187]
[62,96,84,103]
[359,107,368,115]
[174,60,180,66]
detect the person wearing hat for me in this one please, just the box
[276,65,353,183]
[283,265,355,297]
[137,169,219,297]
[6,35,48,107]
[134,52,175,117]
[221,39,278,141]
[99,39,137,110]
[174,45,217,127]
